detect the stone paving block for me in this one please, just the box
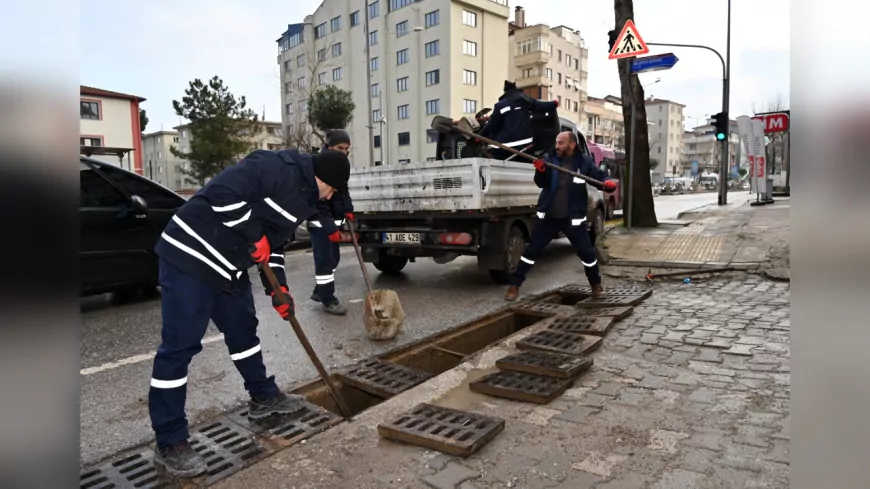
[657,339,683,350]
[578,393,612,408]
[661,331,688,342]
[713,329,738,338]
[702,466,755,489]
[674,344,699,353]
[640,334,661,345]
[594,473,651,489]
[694,347,723,363]
[762,439,790,464]
[421,462,481,489]
[647,325,668,334]
[635,374,667,390]
[650,469,707,489]
[571,452,628,478]
[703,338,734,349]
[613,388,648,406]
[648,429,690,454]
[683,337,707,345]
[592,382,625,397]
[652,389,680,404]
[689,361,736,377]
[554,405,600,425]
[683,428,728,451]
[734,425,773,448]
[523,407,562,427]
[716,444,766,472]
[427,454,453,471]
[624,344,650,358]
[552,472,600,489]
[671,372,701,386]
[676,446,719,473]
[688,387,720,404]
[664,351,694,366]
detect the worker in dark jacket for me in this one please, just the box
[309,129,354,314]
[479,80,560,159]
[504,131,617,302]
[149,148,354,478]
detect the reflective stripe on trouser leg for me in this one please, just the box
[149,258,215,448]
[211,272,278,400]
[509,218,560,287]
[311,231,338,304]
[562,222,602,286]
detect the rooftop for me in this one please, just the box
[81,85,146,102]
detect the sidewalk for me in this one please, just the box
[212,276,790,489]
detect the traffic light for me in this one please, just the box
[712,112,729,141]
[608,30,617,52]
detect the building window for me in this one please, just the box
[425,10,439,28]
[427,129,439,143]
[350,11,360,26]
[397,76,409,92]
[425,40,440,57]
[558,49,562,61]
[285,103,294,114]
[318,72,328,85]
[546,68,553,80]
[80,137,102,146]
[331,16,341,32]
[397,104,409,119]
[425,69,440,86]
[565,54,573,66]
[333,67,343,80]
[371,83,380,97]
[463,70,477,85]
[397,48,409,65]
[426,99,440,115]
[370,57,379,71]
[398,132,410,146]
[297,54,306,67]
[558,73,562,84]
[81,101,100,120]
[284,81,293,93]
[300,100,308,111]
[462,10,477,27]
[315,23,327,39]
[515,37,549,55]
[368,0,379,18]
[369,30,378,46]
[462,40,477,56]
[332,43,342,57]
[283,60,291,72]
[318,48,327,61]
[374,135,381,148]
[297,76,306,88]
[390,0,413,11]
[463,99,477,114]
[521,68,533,78]
[372,109,382,123]
[396,20,408,37]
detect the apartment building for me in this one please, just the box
[141,130,191,192]
[681,120,743,178]
[276,0,510,167]
[80,85,146,173]
[508,6,588,130]
[585,95,624,150]
[645,97,685,183]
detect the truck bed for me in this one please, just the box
[348,158,540,213]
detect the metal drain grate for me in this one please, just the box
[335,359,434,399]
[575,291,651,308]
[516,330,603,356]
[580,306,634,321]
[512,301,566,316]
[80,419,269,489]
[469,370,575,404]
[227,399,343,447]
[548,316,616,336]
[378,403,505,457]
[495,350,593,379]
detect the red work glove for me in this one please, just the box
[250,236,270,263]
[345,212,354,222]
[328,231,359,243]
[270,286,295,319]
[603,180,617,192]
[533,159,546,172]
[554,99,560,108]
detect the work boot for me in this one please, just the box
[504,286,520,302]
[591,284,605,298]
[323,300,347,315]
[310,291,321,303]
[248,392,306,419]
[153,440,207,478]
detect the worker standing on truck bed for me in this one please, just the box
[479,80,560,160]
[148,148,354,478]
[504,131,617,302]
[309,129,355,315]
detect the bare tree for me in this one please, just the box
[751,94,790,174]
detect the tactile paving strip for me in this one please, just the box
[335,358,434,399]
[575,291,651,308]
[579,306,634,321]
[80,419,270,489]
[469,370,575,404]
[227,399,343,447]
[378,403,505,457]
[516,330,603,356]
[547,316,616,337]
[495,350,594,379]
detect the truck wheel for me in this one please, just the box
[489,225,525,284]
[373,253,408,274]
[605,199,615,220]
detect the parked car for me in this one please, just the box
[79,156,187,297]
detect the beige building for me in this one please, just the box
[141,130,190,192]
[681,120,742,178]
[508,6,588,130]
[645,97,685,182]
[80,85,146,173]
[276,0,510,167]
[585,95,624,151]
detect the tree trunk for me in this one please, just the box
[615,0,658,227]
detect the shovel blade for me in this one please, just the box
[430,115,455,133]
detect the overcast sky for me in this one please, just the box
[80,0,789,133]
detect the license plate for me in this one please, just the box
[383,232,421,244]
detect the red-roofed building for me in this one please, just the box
[80,85,146,174]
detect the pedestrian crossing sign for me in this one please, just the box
[609,19,650,60]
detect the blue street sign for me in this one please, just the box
[631,53,679,74]
[691,161,699,176]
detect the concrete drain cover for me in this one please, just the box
[378,403,505,457]
[580,306,634,320]
[80,420,269,488]
[336,358,434,399]
[469,370,575,404]
[575,291,651,308]
[496,350,593,379]
[548,316,616,336]
[227,399,342,447]
[516,330,603,356]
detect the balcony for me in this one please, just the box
[515,50,549,66]
[516,73,548,88]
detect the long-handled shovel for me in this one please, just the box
[260,264,353,419]
[430,115,606,189]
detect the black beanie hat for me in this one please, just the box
[325,128,351,147]
[312,149,350,191]
[503,80,517,92]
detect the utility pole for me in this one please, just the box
[363,0,375,167]
[719,0,732,205]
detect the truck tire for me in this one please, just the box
[605,199,615,220]
[373,252,408,274]
[488,225,525,284]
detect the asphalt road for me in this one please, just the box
[78,193,723,465]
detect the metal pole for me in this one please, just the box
[378,92,384,164]
[627,78,637,231]
[363,1,375,167]
[718,0,731,205]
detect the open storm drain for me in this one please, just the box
[516,330,603,356]
[227,399,342,447]
[378,403,505,457]
[470,370,575,404]
[496,350,594,379]
[80,420,269,489]
[512,301,574,315]
[548,316,616,336]
[576,291,651,308]
[580,306,634,321]
[335,359,434,399]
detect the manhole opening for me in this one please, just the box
[545,293,585,306]
[301,380,384,417]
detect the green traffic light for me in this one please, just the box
[716,133,725,140]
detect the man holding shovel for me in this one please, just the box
[148,148,355,478]
[504,131,617,302]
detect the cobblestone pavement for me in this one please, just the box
[214,274,790,489]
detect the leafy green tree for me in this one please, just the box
[307,85,355,143]
[139,109,148,133]
[170,76,260,185]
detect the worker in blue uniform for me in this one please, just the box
[504,131,617,302]
[308,129,354,315]
[479,80,560,160]
[148,148,354,478]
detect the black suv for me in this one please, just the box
[79,156,186,297]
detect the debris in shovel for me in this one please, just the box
[364,289,405,341]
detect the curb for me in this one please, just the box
[607,260,761,270]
